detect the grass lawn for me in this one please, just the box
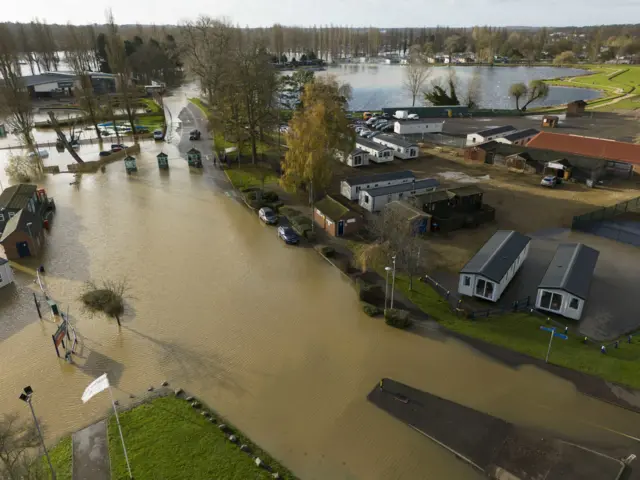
[139,98,162,114]
[346,239,640,389]
[109,396,295,480]
[225,165,279,190]
[137,115,165,131]
[42,436,72,480]
[189,97,210,114]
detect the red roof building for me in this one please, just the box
[527,132,640,166]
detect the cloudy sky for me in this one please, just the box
[4,0,639,26]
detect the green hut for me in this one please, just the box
[187,147,202,168]
[157,151,169,169]
[0,123,6,138]
[124,155,138,173]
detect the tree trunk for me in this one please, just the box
[115,314,121,326]
[47,112,84,163]
[515,97,520,111]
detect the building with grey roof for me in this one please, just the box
[466,125,517,146]
[356,137,394,163]
[340,170,415,200]
[459,230,531,302]
[359,178,440,212]
[535,243,599,320]
[495,128,540,146]
[372,134,420,159]
[12,71,116,97]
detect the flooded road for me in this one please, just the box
[0,91,638,479]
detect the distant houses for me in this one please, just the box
[355,138,394,163]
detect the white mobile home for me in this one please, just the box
[359,178,440,212]
[394,119,445,136]
[356,138,394,163]
[466,125,517,146]
[373,134,419,160]
[459,230,531,302]
[0,257,14,289]
[338,148,370,167]
[495,128,539,146]
[340,171,416,201]
[535,243,599,320]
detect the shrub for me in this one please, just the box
[318,245,335,257]
[361,302,381,317]
[355,278,382,304]
[280,207,302,218]
[303,229,316,242]
[384,308,411,329]
[262,191,279,202]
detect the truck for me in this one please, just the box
[394,110,409,119]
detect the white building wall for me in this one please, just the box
[340,176,415,201]
[394,121,444,135]
[466,129,517,146]
[372,137,419,159]
[359,184,439,212]
[458,273,475,296]
[33,82,61,93]
[495,134,537,146]
[339,151,369,167]
[535,288,585,320]
[0,262,14,289]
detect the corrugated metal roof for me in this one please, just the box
[503,129,539,141]
[448,185,485,197]
[356,137,393,152]
[362,178,440,197]
[476,125,516,137]
[460,230,531,283]
[0,184,37,210]
[413,189,452,205]
[343,170,415,187]
[373,134,418,149]
[538,243,599,300]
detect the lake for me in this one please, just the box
[320,65,601,110]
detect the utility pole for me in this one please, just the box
[390,255,397,309]
[19,386,55,479]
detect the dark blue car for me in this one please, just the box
[278,226,299,245]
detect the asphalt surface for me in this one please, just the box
[72,420,110,480]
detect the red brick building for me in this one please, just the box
[314,196,362,237]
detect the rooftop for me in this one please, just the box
[0,209,41,243]
[343,170,415,187]
[538,243,599,300]
[18,71,115,88]
[448,185,485,197]
[315,196,352,221]
[362,178,440,197]
[356,137,393,152]
[412,189,453,205]
[0,184,37,211]
[373,134,419,149]
[502,128,539,142]
[475,125,517,137]
[395,119,445,125]
[460,230,531,283]
[385,201,428,222]
[527,132,640,165]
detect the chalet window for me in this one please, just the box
[374,184,379,187]
[364,195,370,204]
[8,212,14,218]
[463,276,471,286]
[472,138,476,143]
[569,298,579,310]
[0,213,3,222]
[475,279,486,296]
[356,186,361,193]
[410,149,416,156]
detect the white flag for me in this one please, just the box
[82,373,110,403]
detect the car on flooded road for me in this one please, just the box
[277,226,299,245]
[258,207,278,225]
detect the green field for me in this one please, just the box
[108,396,295,480]
[346,240,640,389]
[43,436,72,480]
[225,165,279,190]
[543,64,640,111]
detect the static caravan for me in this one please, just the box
[359,178,440,212]
[494,128,539,146]
[338,148,370,167]
[340,171,416,201]
[466,125,517,146]
[356,138,394,163]
[394,119,445,136]
[372,134,420,160]
[0,257,14,289]
[535,243,599,320]
[459,230,531,302]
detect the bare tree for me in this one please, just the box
[464,67,482,109]
[403,45,431,107]
[81,278,131,327]
[0,413,42,480]
[105,10,137,134]
[0,24,38,160]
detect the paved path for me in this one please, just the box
[72,420,110,480]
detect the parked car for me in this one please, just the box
[366,116,379,126]
[407,113,419,120]
[540,175,558,188]
[111,144,127,152]
[380,113,392,120]
[136,126,150,134]
[278,226,299,245]
[28,149,49,159]
[355,126,366,134]
[368,131,381,138]
[382,124,394,132]
[363,111,373,120]
[375,121,389,130]
[189,129,201,140]
[258,207,278,225]
[359,129,372,137]
[153,130,164,140]
[99,150,112,157]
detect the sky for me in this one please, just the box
[4,0,640,27]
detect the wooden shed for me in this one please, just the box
[566,100,587,117]
[157,152,169,169]
[541,115,559,128]
[187,148,202,167]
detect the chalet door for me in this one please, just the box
[16,241,30,258]
[338,221,344,236]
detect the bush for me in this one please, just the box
[355,278,382,304]
[262,191,279,202]
[361,302,381,317]
[384,308,411,329]
[318,245,335,257]
[280,207,302,218]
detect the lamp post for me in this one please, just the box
[384,266,392,311]
[26,221,33,238]
[390,255,397,310]
[19,386,55,479]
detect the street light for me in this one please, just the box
[384,266,392,311]
[19,386,56,479]
[26,222,33,238]
[390,255,397,310]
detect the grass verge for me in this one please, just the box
[346,239,640,389]
[225,165,278,190]
[43,436,72,480]
[189,97,210,114]
[139,98,162,114]
[108,396,295,480]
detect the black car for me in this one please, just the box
[277,226,299,245]
[110,144,127,152]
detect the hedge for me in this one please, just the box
[361,302,381,317]
[384,308,411,329]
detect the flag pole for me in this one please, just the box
[108,385,133,479]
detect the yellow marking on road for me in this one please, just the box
[9,261,37,276]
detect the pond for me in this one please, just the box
[320,65,601,110]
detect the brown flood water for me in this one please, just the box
[0,95,639,480]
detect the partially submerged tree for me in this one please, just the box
[81,279,130,327]
[521,79,550,110]
[464,68,482,109]
[424,69,460,106]
[403,45,431,107]
[509,82,528,110]
[4,154,43,183]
